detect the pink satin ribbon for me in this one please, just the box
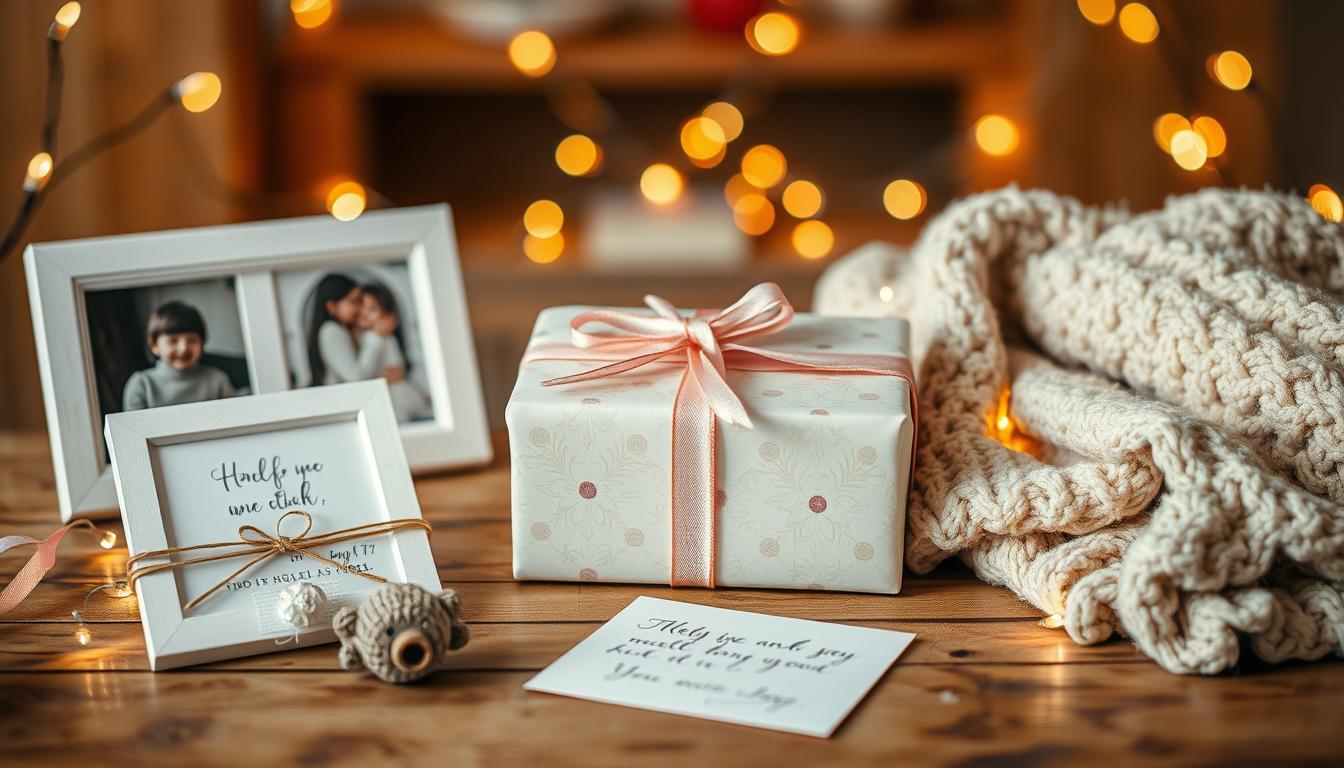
[0,521,92,616]
[524,282,918,588]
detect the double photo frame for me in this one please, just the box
[26,204,491,521]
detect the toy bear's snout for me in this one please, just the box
[391,628,433,674]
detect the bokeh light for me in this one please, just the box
[883,179,927,220]
[732,193,776,236]
[325,181,366,221]
[974,115,1019,157]
[681,116,728,164]
[1076,0,1115,25]
[1309,186,1343,223]
[176,72,222,113]
[1118,3,1158,44]
[508,30,556,78]
[746,12,800,56]
[523,200,564,238]
[1212,50,1253,90]
[291,0,333,29]
[1153,113,1191,153]
[524,233,564,264]
[781,180,823,218]
[740,144,787,188]
[1191,116,1226,158]
[1169,129,1208,171]
[724,174,761,207]
[702,102,744,142]
[640,163,684,206]
[791,220,834,259]
[555,134,602,176]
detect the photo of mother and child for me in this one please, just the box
[300,272,433,423]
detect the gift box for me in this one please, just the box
[505,284,916,594]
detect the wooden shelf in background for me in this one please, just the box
[274,13,1017,89]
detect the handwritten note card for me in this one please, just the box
[524,597,915,737]
[153,420,399,617]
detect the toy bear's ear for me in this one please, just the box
[438,589,462,616]
[439,589,470,650]
[333,606,364,671]
[450,619,470,650]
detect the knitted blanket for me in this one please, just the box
[815,187,1344,674]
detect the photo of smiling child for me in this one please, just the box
[122,300,235,411]
[83,276,253,447]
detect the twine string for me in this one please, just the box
[125,510,431,611]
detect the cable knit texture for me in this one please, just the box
[814,187,1344,674]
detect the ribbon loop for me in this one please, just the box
[523,282,918,589]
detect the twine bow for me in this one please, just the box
[523,282,917,588]
[126,510,431,611]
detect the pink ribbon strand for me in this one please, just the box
[0,521,95,617]
[524,282,918,588]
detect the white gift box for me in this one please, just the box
[506,305,915,594]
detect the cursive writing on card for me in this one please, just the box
[524,596,915,737]
[210,455,328,516]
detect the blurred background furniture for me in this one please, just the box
[2,0,1339,428]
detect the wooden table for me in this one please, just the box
[2,431,1341,766]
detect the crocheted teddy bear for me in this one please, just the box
[334,583,469,684]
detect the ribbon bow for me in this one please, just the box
[126,510,431,611]
[524,282,917,588]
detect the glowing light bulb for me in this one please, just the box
[974,115,1019,157]
[878,285,895,303]
[98,530,117,549]
[24,152,53,192]
[746,12,800,56]
[1310,186,1343,223]
[523,200,564,238]
[1076,0,1115,25]
[524,232,564,264]
[732,193,776,236]
[291,0,333,29]
[680,116,727,164]
[1212,50,1252,91]
[702,102,744,142]
[75,624,92,645]
[508,30,556,78]
[174,72,222,113]
[740,144,787,188]
[325,181,367,221]
[1169,129,1208,171]
[555,134,601,176]
[639,163,683,206]
[791,220,834,259]
[1118,3,1158,44]
[50,1,81,39]
[781,180,822,219]
[1152,113,1191,153]
[1040,613,1065,629]
[883,179,927,220]
[1191,116,1226,158]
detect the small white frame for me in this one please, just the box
[105,380,442,671]
[25,205,492,521]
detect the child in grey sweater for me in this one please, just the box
[122,301,235,411]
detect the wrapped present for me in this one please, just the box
[505,283,917,594]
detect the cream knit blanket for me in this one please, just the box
[815,187,1344,674]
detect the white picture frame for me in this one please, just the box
[25,204,492,522]
[105,380,442,671]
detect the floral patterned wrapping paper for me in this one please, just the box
[506,306,914,594]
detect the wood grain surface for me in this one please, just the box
[2,430,1341,767]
